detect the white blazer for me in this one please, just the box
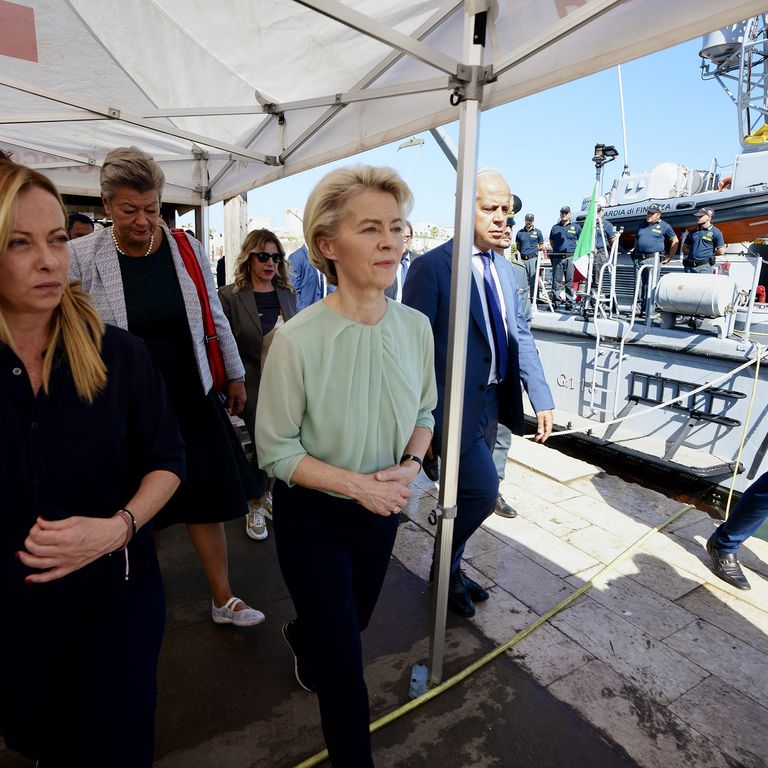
[69,223,245,394]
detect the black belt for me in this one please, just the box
[519,254,538,260]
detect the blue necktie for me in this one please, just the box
[479,253,508,381]
[400,254,410,284]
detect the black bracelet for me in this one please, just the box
[400,454,423,468]
[119,507,138,539]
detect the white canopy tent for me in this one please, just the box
[1,0,764,687]
[0,0,762,205]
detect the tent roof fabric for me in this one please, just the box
[0,0,764,205]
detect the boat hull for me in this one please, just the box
[529,314,768,496]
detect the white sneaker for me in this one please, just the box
[211,596,265,627]
[246,507,268,540]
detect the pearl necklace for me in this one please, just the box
[111,226,155,257]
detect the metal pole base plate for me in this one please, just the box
[409,662,430,699]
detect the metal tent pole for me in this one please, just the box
[410,3,488,695]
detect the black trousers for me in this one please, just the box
[0,534,165,767]
[273,481,400,768]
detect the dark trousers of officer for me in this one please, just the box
[550,255,575,303]
[592,248,609,289]
[446,385,500,575]
[273,480,400,768]
[710,471,768,555]
[632,254,656,312]
[520,254,539,298]
[683,259,714,274]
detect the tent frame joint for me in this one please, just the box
[450,64,495,103]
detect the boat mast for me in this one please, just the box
[616,64,630,176]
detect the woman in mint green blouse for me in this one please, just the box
[255,165,436,768]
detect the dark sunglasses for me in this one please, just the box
[251,251,283,264]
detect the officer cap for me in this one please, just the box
[560,205,570,213]
[525,213,535,221]
[695,207,713,218]
[647,203,662,214]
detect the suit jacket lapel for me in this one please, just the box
[276,286,296,321]
[495,258,519,343]
[241,289,263,334]
[93,230,128,327]
[446,241,491,345]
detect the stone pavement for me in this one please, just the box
[3,437,766,767]
[395,435,768,768]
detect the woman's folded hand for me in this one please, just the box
[349,473,412,517]
[18,515,127,583]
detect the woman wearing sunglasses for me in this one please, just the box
[219,229,297,540]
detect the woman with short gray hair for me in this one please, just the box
[70,146,264,628]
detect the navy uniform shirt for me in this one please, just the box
[687,224,724,263]
[635,219,675,254]
[515,226,544,257]
[595,218,615,252]
[549,222,582,254]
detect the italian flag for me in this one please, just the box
[571,183,597,279]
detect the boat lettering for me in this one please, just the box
[556,373,575,389]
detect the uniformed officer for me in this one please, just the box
[682,207,724,273]
[633,203,679,316]
[549,206,581,310]
[593,204,616,289]
[514,213,545,300]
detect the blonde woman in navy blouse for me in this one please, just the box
[256,165,436,768]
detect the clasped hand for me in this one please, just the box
[17,515,127,584]
[352,463,419,517]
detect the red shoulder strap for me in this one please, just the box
[171,228,217,340]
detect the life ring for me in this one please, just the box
[718,176,732,191]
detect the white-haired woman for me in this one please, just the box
[255,165,437,767]
[0,158,184,766]
[70,146,264,627]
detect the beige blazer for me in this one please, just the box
[218,283,297,410]
[69,223,245,394]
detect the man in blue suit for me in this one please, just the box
[288,243,335,311]
[403,168,554,618]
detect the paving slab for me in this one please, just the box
[548,660,737,768]
[676,584,768,655]
[663,619,768,707]
[551,597,709,704]
[584,574,698,641]
[565,523,634,564]
[469,545,576,615]
[668,676,768,768]
[504,434,601,482]
[506,465,585,504]
[483,513,600,577]
[566,473,682,524]
[508,493,593,538]
[558,494,657,542]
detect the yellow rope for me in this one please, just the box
[293,502,695,768]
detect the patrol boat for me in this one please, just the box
[530,17,768,501]
[575,18,768,250]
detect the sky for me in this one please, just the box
[180,33,744,238]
